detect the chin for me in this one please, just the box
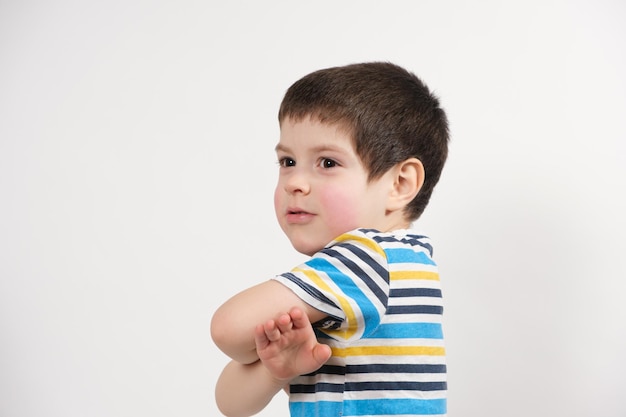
[291,239,324,257]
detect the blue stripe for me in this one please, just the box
[367,322,443,339]
[281,272,339,308]
[290,398,446,416]
[322,246,388,306]
[385,248,436,265]
[372,232,434,257]
[345,363,447,374]
[305,257,381,336]
[344,398,447,415]
[336,242,390,283]
[289,400,342,417]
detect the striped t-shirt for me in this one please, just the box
[273,228,447,417]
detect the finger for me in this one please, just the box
[313,343,332,365]
[289,307,310,329]
[263,319,282,342]
[276,313,293,333]
[254,324,269,349]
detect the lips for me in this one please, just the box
[286,205,309,214]
[285,207,315,224]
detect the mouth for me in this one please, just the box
[287,207,311,215]
[285,207,315,224]
[288,209,310,215]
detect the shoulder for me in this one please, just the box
[323,228,387,258]
[326,228,433,256]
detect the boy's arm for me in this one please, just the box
[211,280,328,364]
[215,359,286,417]
[215,307,331,417]
[255,307,332,380]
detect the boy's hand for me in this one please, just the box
[254,307,332,383]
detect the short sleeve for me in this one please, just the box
[273,229,390,342]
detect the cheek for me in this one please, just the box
[273,186,279,206]
[273,186,282,216]
[319,185,360,231]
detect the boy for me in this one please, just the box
[211,62,449,417]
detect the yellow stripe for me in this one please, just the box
[293,267,358,339]
[333,233,386,258]
[331,345,445,357]
[390,270,440,281]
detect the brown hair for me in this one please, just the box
[278,62,449,221]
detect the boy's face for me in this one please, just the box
[274,117,400,256]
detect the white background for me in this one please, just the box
[1,1,625,416]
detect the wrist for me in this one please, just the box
[259,361,292,389]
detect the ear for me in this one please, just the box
[386,158,425,212]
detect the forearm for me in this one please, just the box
[215,359,287,417]
[211,280,327,364]
[211,295,260,364]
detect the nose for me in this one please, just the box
[284,171,311,195]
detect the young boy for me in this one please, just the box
[211,62,449,417]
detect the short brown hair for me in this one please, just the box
[278,62,449,221]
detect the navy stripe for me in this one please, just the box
[306,257,381,336]
[387,305,444,315]
[371,233,434,257]
[312,363,447,375]
[290,383,344,394]
[358,228,380,234]
[281,272,339,308]
[349,363,447,374]
[336,241,390,283]
[346,381,447,392]
[404,238,434,257]
[321,247,388,308]
[292,381,447,394]
[390,288,442,298]
[309,365,345,376]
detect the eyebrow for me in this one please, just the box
[274,143,349,154]
[274,143,289,153]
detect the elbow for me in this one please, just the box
[216,396,256,417]
[210,307,233,353]
[211,306,256,363]
[215,399,243,417]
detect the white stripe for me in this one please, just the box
[389,262,438,273]
[381,313,444,324]
[344,390,447,400]
[340,355,447,366]
[346,337,446,348]
[390,279,442,289]
[343,372,447,383]
[387,296,444,306]
[325,244,389,300]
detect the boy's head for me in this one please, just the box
[278,62,449,222]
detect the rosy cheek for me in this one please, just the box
[273,186,280,208]
[319,186,359,232]
[273,186,283,217]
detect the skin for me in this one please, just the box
[211,116,425,417]
[274,117,405,255]
[254,307,332,382]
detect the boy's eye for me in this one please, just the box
[278,157,296,167]
[319,158,338,169]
